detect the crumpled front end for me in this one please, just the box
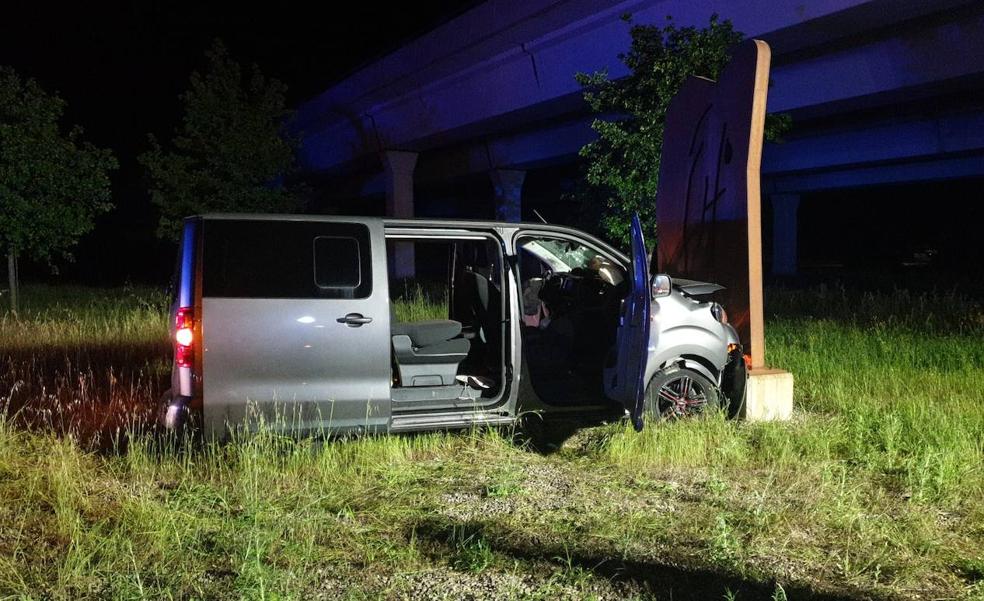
[719,342,748,417]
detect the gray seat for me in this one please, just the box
[391,310,470,386]
[392,320,464,348]
[454,267,502,370]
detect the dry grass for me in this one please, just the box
[0,284,169,446]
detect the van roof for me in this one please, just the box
[190,213,628,259]
[191,213,600,235]
[193,212,542,227]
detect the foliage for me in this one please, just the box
[574,15,790,247]
[0,67,117,264]
[141,41,299,241]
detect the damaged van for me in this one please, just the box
[160,213,746,438]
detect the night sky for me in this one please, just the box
[2,0,476,284]
[5,2,983,289]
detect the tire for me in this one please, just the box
[643,366,722,420]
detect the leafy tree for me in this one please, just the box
[0,67,117,313]
[574,15,790,247]
[141,41,299,241]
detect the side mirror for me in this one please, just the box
[651,274,671,299]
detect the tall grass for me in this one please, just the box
[591,285,984,598]
[0,283,982,599]
[601,285,984,501]
[0,284,169,445]
[390,281,448,322]
[0,283,168,348]
[0,414,510,598]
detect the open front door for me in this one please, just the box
[613,214,651,431]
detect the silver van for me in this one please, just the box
[160,213,746,438]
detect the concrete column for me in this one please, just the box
[382,150,418,278]
[772,193,800,276]
[490,169,526,222]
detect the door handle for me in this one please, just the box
[337,313,373,327]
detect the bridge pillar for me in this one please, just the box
[382,150,418,278]
[772,193,800,276]
[490,169,526,222]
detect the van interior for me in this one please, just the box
[516,236,627,406]
[386,237,505,410]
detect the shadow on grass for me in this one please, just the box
[411,517,884,601]
[515,414,607,455]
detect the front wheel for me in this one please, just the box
[643,367,721,420]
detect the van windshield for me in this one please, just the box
[520,238,624,286]
[523,239,597,271]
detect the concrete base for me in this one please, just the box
[742,368,794,421]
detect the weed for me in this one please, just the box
[771,582,788,601]
[448,525,495,573]
[484,463,525,499]
[710,513,741,567]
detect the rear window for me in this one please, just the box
[203,220,372,299]
[314,236,361,289]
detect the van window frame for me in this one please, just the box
[383,226,513,413]
[201,219,373,300]
[313,235,363,291]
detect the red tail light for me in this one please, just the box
[175,306,195,368]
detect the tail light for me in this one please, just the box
[174,306,195,368]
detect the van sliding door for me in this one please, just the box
[200,219,390,436]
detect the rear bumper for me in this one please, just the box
[158,392,193,431]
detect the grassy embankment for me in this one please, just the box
[0,284,981,600]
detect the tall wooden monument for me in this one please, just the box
[655,39,792,419]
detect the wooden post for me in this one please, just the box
[745,40,771,370]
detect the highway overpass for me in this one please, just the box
[292,0,984,275]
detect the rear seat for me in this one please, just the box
[391,309,470,387]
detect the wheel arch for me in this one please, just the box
[654,354,719,386]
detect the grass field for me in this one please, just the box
[0,283,982,600]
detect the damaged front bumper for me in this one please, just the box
[720,345,748,418]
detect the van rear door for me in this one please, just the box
[200,218,390,436]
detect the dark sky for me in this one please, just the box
[4,1,477,153]
[7,2,980,289]
[2,0,476,284]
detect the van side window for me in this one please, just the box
[203,220,372,299]
[314,236,361,289]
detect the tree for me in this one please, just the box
[0,67,117,313]
[574,15,790,247]
[141,41,299,241]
